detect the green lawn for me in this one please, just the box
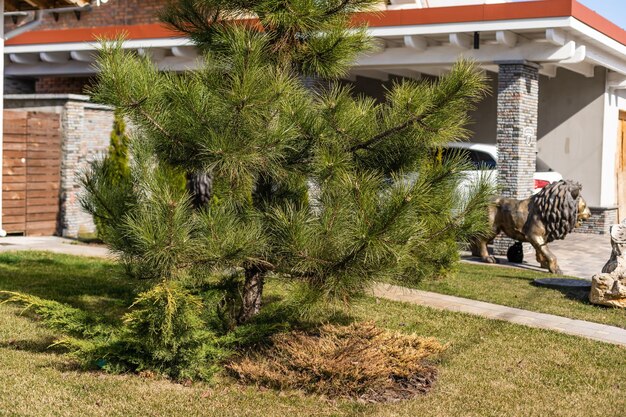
[0,252,625,417]
[400,262,626,328]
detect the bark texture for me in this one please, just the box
[186,170,213,210]
[238,265,266,324]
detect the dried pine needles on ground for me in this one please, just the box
[228,322,445,403]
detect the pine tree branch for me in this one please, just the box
[82,177,117,221]
[332,187,414,272]
[161,1,222,39]
[348,111,435,153]
[330,166,465,271]
[327,111,358,145]
[127,98,183,147]
[312,37,343,61]
[324,0,350,16]
[349,82,464,153]
[141,109,184,149]
[420,186,488,245]
[296,251,333,265]
[244,257,275,272]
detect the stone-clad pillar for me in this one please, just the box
[60,99,114,238]
[494,61,539,255]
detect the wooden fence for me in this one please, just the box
[3,111,62,236]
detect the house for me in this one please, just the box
[3,0,626,245]
[0,0,97,237]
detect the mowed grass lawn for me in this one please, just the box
[0,252,625,417]
[403,262,626,329]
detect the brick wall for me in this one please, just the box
[60,102,113,238]
[35,77,92,94]
[573,207,618,235]
[494,62,539,255]
[5,0,167,32]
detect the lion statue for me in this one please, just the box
[472,180,591,274]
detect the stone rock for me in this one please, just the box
[590,219,626,308]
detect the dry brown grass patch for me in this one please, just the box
[228,321,445,402]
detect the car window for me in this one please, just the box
[442,146,552,172]
[439,147,496,170]
[439,147,471,165]
[470,150,496,170]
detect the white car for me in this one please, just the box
[442,142,563,194]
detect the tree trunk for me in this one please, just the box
[186,170,213,210]
[237,265,266,324]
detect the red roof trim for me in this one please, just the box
[5,1,626,49]
[352,0,573,27]
[5,23,182,45]
[571,1,626,47]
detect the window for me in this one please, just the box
[469,150,496,170]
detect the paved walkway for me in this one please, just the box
[461,232,611,280]
[373,283,626,347]
[0,236,110,258]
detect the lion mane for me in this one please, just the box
[529,180,582,243]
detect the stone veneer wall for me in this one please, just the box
[5,94,113,238]
[5,77,35,94]
[573,207,618,235]
[35,77,92,95]
[493,62,539,255]
[60,101,113,238]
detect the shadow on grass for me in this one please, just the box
[0,252,361,360]
[469,267,597,307]
[233,297,357,350]
[461,266,577,286]
[527,282,615,316]
[533,285,598,306]
[0,335,66,354]
[0,251,136,320]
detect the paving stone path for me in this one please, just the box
[461,232,611,280]
[0,236,110,258]
[373,283,626,347]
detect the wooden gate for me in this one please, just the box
[3,111,62,236]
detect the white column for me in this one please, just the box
[0,0,6,236]
[600,86,619,208]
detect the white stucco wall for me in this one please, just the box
[467,74,498,144]
[535,67,606,207]
[467,68,606,207]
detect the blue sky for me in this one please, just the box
[579,0,626,29]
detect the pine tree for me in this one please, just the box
[107,110,130,184]
[90,110,130,238]
[83,0,494,326]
